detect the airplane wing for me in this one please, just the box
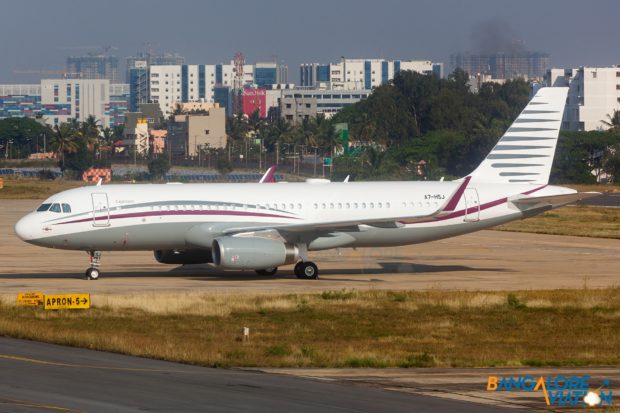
[508,192,601,210]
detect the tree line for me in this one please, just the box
[2,69,620,183]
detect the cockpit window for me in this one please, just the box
[49,203,61,213]
[36,203,52,212]
[61,203,71,213]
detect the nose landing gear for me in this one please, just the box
[85,250,102,280]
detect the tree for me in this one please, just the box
[0,117,50,158]
[601,110,620,131]
[49,123,80,168]
[147,157,171,180]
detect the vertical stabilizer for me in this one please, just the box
[469,87,568,184]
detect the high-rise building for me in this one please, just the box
[66,55,120,83]
[450,52,549,80]
[130,63,255,117]
[300,58,439,89]
[0,82,129,127]
[125,52,185,82]
[546,66,620,131]
[41,79,110,127]
[254,62,288,87]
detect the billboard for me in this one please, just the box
[242,88,267,118]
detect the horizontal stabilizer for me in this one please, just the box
[509,192,601,210]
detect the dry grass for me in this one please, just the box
[0,288,618,368]
[0,177,84,199]
[495,206,620,239]
[565,183,620,193]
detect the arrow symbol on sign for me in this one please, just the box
[81,298,88,304]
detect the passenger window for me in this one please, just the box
[386,202,391,208]
[378,202,382,209]
[346,203,350,209]
[330,203,334,209]
[297,203,302,210]
[49,203,61,213]
[37,203,51,212]
[354,203,358,209]
[322,203,326,209]
[313,203,318,209]
[289,203,294,210]
[61,203,71,213]
[362,203,366,209]
[338,203,342,209]
[370,203,374,209]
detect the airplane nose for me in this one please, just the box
[14,215,33,241]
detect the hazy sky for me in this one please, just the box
[1,0,618,83]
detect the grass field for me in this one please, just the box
[1,289,618,368]
[496,205,620,239]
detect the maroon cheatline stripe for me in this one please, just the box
[443,176,472,212]
[400,185,547,224]
[54,210,299,225]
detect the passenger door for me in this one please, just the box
[463,188,480,222]
[91,192,110,227]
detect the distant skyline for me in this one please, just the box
[1,0,618,83]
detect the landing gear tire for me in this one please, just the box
[255,268,278,276]
[295,261,319,280]
[85,267,100,280]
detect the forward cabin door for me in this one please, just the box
[463,188,480,222]
[91,192,110,227]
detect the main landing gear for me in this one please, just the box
[294,261,319,279]
[85,250,102,280]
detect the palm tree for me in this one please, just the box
[49,123,80,168]
[601,110,620,131]
[80,115,101,155]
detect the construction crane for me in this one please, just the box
[13,69,82,78]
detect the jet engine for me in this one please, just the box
[212,237,299,270]
[153,249,212,265]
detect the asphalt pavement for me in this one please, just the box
[0,337,515,413]
[579,192,620,207]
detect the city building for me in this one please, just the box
[130,63,255,117]
[40,79,110,127]
[300,58,440,89]
[0,85,44,119]
[254,62,288,87]
[167,104,226,157]
[109,83,130,127]
[66,55,120,83]
[546,66,620,131]
[280,88,371,123]
[243,88,268,118]
[0,82,129,127]
[125,52,185,82]
[450,52,549,80]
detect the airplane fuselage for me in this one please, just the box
[15,180,574,252]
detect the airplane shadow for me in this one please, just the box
[0,262,512,281]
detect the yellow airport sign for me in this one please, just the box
[44,294,90,310]
[17,292,44,306]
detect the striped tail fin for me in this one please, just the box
[469,87,569,184]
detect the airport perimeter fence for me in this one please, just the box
[0,167,285,183]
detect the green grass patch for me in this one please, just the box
[0,289,619,368]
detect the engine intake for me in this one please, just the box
[154,249,212,265]
[212,237,298,270]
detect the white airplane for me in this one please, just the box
[15,87,599,280]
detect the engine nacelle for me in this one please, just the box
[212,237,298,270]
[153,249,212,265]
